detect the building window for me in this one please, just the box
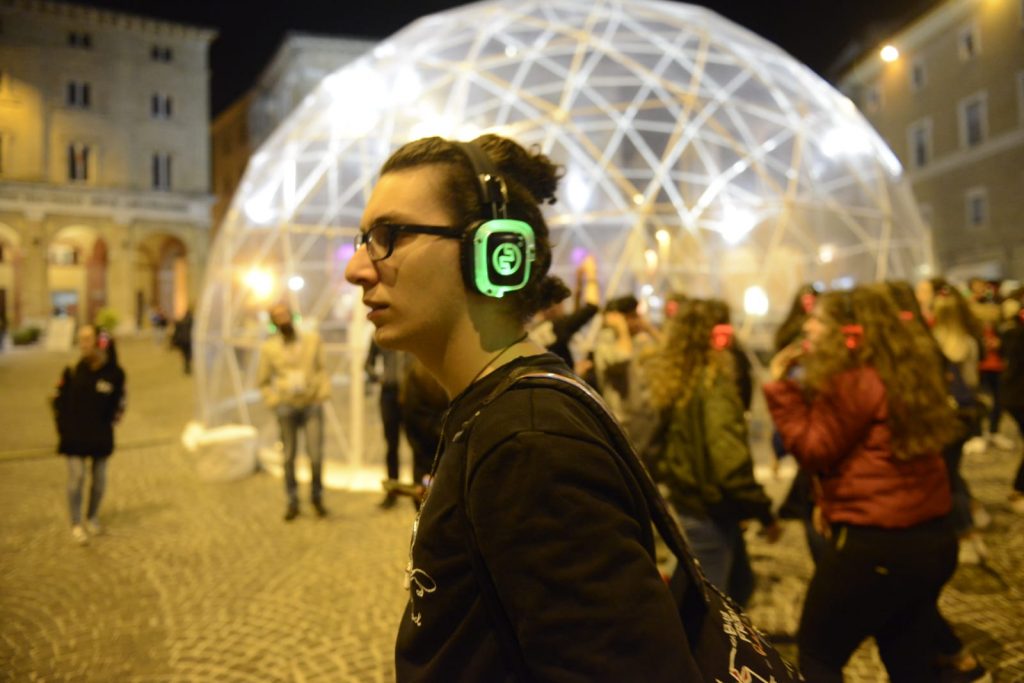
[66,81,91,109]
[68,143,90,181]
[965,188,988,229]
[958,23,979,61]
[907,119,932,169]
[67,31,92,49]
[911,59,927,92]
[959,93,988,148]
[150,45,173,62]
[150,93,173,119]
[152,153,172,190]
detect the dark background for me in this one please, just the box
[64,0,933,116]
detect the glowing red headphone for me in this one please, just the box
[841,324,863,350]
[711,324,733,350]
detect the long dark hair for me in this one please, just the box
[804,287,959,459]
[380,135,569,320]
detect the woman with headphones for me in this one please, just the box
[345,135,697,681]
[765,286,960,682]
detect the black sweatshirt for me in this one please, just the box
[53,358,125,458]
[395,353,694,682]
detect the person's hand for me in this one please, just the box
[759,520,783,544]
[579,255,597,281]
[769,343,804,381]
[812,505,832,540]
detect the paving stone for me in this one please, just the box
[1,338,1023,681]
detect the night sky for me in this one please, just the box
[65,0,931,116]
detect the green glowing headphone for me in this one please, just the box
[454,141,536,299]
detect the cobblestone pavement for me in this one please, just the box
[1,339,1023,681]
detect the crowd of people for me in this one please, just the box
[50,129,1022,681]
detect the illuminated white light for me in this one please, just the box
[644,249,658,271]
[244,188,277,225]
[393,67,424,106]
[633,193,645,205]
[566,172,591,213]
[243,268,275,301]
[640,284,654,297]
[655,229,671,245]
[322,63,384,136]
[880,45,899,62]
[743,286,770,317]
[719,204,758,245]
[505,45,519,58]
[818,244,835,264]
[287,275,305,292]
[820,124,873,158]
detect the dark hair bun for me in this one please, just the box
[475,135,561,205]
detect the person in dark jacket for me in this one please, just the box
[52,324,126,545]
[765,287,960,683]
[642,298,780,606]
[1002,292,1024,514]
[528,254,600,367]
[345,134,700,681]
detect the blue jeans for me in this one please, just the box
[679,514,754,606]
[67,456,108,525]
[276,403,324,506]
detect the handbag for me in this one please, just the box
[456,365,803,682]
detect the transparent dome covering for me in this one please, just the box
[196,0,932,475]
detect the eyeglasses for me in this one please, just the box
[353,223,463,261]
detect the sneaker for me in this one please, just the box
[379,493,398,510]
[312,500,328,518]
[71,525,89,546]
[972,504,992,530]
[85,519,103,536]
[283,503,299,522]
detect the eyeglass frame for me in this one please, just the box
[353,223,463,262]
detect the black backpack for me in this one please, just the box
[456,365,803,682]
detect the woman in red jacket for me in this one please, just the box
[765,286,960,682]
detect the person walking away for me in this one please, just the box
[257,303,330,521]
[765,287,960,682]
[1001,291,1024,514]
[641,298,781,606]
[171,309,194,375]
[930,285,988,564]
[52,324,126,545]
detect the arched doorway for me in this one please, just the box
[48,225,103,324]
[0,223,22,330]
[158,236,189,320]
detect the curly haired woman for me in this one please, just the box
[642,298,780,606]
[765,287,959,682]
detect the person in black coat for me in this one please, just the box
[52,325,126,545]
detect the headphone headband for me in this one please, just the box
[454,141,508,220]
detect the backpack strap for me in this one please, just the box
[454,365,716,680]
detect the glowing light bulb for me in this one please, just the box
[743,286,769,317]
[880,45,899,62]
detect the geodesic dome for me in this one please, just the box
[196,0,932,476]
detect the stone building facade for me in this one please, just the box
[0,0,216,331]
[836,0,1024,281]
